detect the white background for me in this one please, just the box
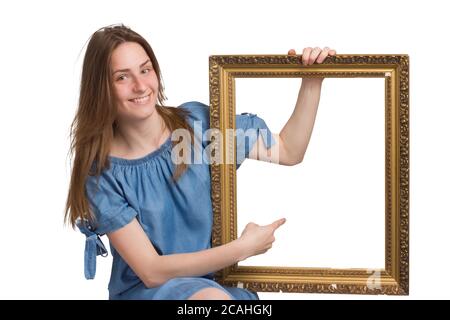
[236,78,386,269]
[0,0,448,299]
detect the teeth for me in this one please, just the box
[130,94,150,104]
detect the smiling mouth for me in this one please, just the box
[129,93,151,104]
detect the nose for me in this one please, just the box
[133,76,147,93]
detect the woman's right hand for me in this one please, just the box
[236,218,286,261]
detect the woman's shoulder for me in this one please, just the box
[179,100,209,110]
[85,165,119,193]
[178,101,210,122]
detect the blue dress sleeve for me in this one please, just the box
[85,171,137,235]
[178,101,276,169]
[76,169,137,280]
[235,112,276,169]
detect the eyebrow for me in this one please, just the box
[112,59,152,75]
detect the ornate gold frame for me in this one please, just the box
[208,54,409,295]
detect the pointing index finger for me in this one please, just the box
[273,218,287,230]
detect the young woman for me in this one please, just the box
[64,24,336,300]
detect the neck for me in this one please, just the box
[113,111,168,157]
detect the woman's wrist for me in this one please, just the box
[301,78,324,87]
[232,238,249,263]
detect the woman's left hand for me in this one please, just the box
[288,47,336,83]
[288,47,336,65]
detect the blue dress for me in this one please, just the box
[77,101,276,300]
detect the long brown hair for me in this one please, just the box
[64,24,194,229]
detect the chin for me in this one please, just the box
[118,104,156,120]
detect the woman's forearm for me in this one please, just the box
[155,239,246,286]
[279,78,323,163]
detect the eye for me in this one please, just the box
[116,74,127,81]
[142,67,153,74]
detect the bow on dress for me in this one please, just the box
[76,219,108,280]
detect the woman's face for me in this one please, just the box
[110,42,159,122]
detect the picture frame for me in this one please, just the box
[208,54,409,295]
